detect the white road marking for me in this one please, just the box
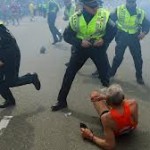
[0,116,13,135]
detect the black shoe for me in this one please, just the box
[0,101,16,108]
[137,78,145,85]
[33,73,41,90]
[51,101,67,111]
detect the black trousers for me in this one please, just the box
[0,40,35,103]
[48,16,61,42]
[57,45,110,103]
[111,31,143,79]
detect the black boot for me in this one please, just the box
[0,100,16,108]
[0,89,16,108]
[32,73,41,90]
[51,101,67,111]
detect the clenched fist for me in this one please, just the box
[81,40,92,48]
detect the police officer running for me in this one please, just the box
[51,0,116,111]
[48,0,62,45]
[110,0,150,84]
[0,22,41,108]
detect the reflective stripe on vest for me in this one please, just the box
[70,8,110,40]
[116,5,145,34]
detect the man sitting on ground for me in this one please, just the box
[80,84,138,150]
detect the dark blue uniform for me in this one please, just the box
[110,6,150,84]
[51,8,116,111]
[0,24,41,108]
[47,1,62,44]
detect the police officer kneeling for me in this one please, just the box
[51,0,116,111]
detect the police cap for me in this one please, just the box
[81,0,99,8]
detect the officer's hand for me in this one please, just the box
[138,32,146,40]
[0,60,4,67]
[93,39,104,47]
[81,40,92,48]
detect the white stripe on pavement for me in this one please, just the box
[0,116,13,135]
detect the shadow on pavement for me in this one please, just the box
[0,106,45,150]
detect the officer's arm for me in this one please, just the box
[141,17,150,34]
[63,25,82,47]
[103,18,117,45]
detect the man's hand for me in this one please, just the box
[0,60,4,67]
[93,39,104,47]
[80,128,94,141]
[90,91,107,102]
[138,32,146,40]
[81,40,92,48]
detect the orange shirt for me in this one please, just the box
[110,101,137,136]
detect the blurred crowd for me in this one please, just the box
[1,0,149,26]
[0,0,56,25]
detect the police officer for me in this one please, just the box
[51,0,116,111]
[63,0,76,21]
[47,0,62,45]
[0,22,41,108]
[110,0,150,84]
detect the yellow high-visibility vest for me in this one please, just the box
[116,5,145,34]
[70,8,110,40]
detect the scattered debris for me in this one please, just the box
[64,112,72,117]
[40,46,46,54]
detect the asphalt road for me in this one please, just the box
[0,13,150,150]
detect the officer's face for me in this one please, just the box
[83,5,98,15]
[126,0,136,8]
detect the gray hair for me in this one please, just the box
[106,84,125,105]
